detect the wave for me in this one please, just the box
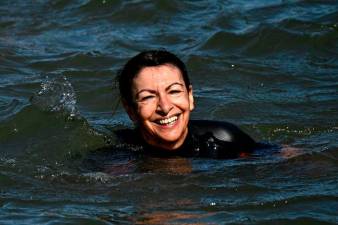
[28,52,119,72]
[200,20,338,56]
[0,76,107,170]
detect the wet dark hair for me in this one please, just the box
[117,50,190,107]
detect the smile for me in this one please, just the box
[158,115,178,126]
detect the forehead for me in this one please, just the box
[132,64,184,88]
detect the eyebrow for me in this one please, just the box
[135,82,184,98]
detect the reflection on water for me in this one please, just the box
[0,0,337,224]
[134,210,216,225]
[103,157,193,175]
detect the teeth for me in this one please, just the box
[159,116,178,125]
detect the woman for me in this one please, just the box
[115,50,261,158]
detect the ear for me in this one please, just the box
[188,85,194,111]
[121,99,138,122]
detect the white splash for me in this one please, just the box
[31,76,79,119]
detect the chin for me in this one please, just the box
[141,117,189,150]
[156,130,187,150]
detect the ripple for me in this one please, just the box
[0,0,337,224]
[0,98,22,121]
[29,52,119,72]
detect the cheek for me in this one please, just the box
[136,104,156,120]
[173,96,190,110]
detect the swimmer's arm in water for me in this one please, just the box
[279,145,302,158]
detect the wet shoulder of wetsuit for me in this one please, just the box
[189,120,259,159]
[82,130,143,172]
[114,128,140,145]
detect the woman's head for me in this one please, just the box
[118,50,190,107]
[117,50,194,150]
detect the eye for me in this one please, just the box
[140,95,155,101]
[169,90,182,95]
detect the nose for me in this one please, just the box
[156,94,173,116]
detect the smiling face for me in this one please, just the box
[124,64,194,150]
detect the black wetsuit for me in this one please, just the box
[82,120,277,173]
[113,120,261,159]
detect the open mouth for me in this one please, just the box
[156,115,179,126]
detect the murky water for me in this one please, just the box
[1,0,337,224]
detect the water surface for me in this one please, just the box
[0,0,337,224]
